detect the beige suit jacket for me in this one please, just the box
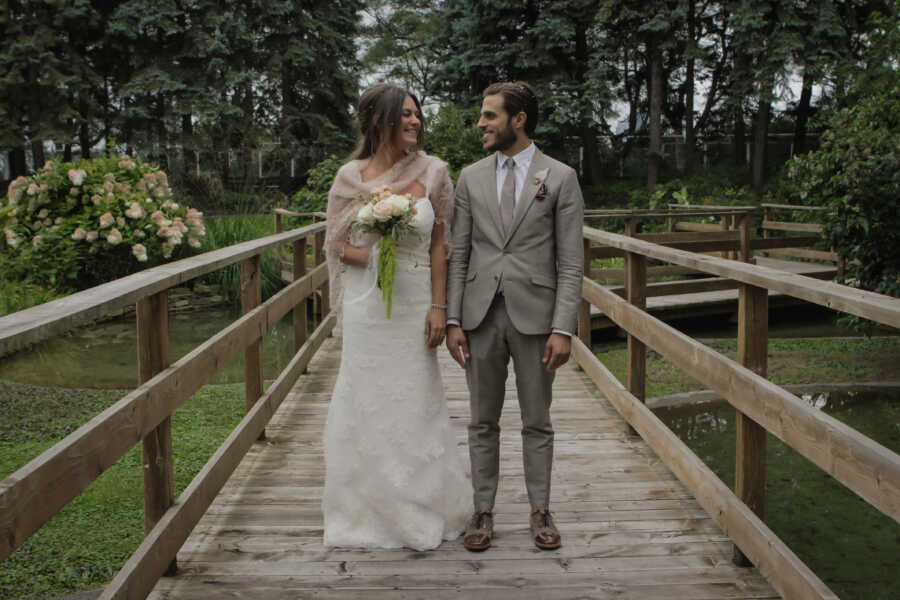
[447,149,584,335]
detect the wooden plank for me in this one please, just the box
[0,264,327,562]
[582,227,900,329]
[0,221,328,358]
[99,314,336,600]
[581,276,900,523]
[136,291,176,575]
[750,236,822,251]
[637,230,741,244]
[674,221,726,232]
[766,247,838,262]
[760,203,826,213]
[292,238,308,352]
[578,238,592,349]
[593,265,702,280]
[762,220,823,233]
[734,284,768,565]
[608,277,740,299]
[571,338,837,600]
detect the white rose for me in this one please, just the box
[388,194,410,216]
[357,203,375,225]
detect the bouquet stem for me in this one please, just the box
[377,235,397,318]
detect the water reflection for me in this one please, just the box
[0,307,314,389]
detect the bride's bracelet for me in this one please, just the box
[430,303,447,310]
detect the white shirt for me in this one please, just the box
[494,143,536,211]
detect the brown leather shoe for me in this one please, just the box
[463,510,493,552]
[530,508,561,550]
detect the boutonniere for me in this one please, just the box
[533,169,549,200]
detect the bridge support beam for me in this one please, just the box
[734,283,768,566]
[293,237,309,353]
[136,290,176,576]
[625,218,647,436]
[242,256,265,440]
[314,230,329,320]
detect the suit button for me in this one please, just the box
[494,275,499,280]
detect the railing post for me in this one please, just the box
[578,237,592,353]
[625,218,646,435]
[761,205,770,257]
[293,237,308,352]
[733,283,768,566]
[136,290,176,576]
[739,212,753,263]
[314,230,329,319]
[242,255,265,440]
[720,213,729,258]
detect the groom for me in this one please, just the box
[446,81,584,551]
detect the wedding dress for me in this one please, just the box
[322,194,471,551]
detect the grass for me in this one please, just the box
[0,381,246,600]
[595,336,900,398]
[0,277,63,317]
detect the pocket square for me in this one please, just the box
[535,183,548,200]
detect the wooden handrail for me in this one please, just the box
[100,313,335,600]
[761,202,827,212]
[585,208,756,219]
[0,221,328,358]
[0,262,328,562]
[571,339,838,600]
[583,228,900,329]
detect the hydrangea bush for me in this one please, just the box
[1,156,206,290]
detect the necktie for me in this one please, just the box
[501,157,516,234]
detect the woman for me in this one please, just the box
[321,83,470,550]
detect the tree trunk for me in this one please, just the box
[9,147,28,178]
[752,87,772,195]
[182,113,196,176]
[63,144,73,163]
[647,34,663,190]
[683,0,696,172]
[793,69,813,156]
[733,103,746,166]
[79,122,91,159]
[31,140,46,170]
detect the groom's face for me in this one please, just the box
[478,94,518,152]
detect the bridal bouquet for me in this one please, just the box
[353,185,418,318]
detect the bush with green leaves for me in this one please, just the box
[775,20,899,308]
[424,102,485,180]
[291,155,344,214]
[1,156,206,291]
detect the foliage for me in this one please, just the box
[199,215,284,304]
[0,278,61,317]
[0,157,206,291]
[775,7,900,321]
[0,381,246,600]
[291,155,344,214]
[424,102,485,181]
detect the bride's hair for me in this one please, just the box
[351,83,425,160]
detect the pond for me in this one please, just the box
[0,306,306,389]
[654,389,900,600]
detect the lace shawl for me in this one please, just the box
[325,150,454,333]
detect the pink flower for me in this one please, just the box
[72,227,86,240]
[373,199,394,222]
[107,228,123,245]
[91,194,102,206]
[37,208,49,219]
[150,210,171,226]
[32,234,42,247]
[116,216,125,228]
[86,230,98,242]
[5,228,21,248]
[99,213,115,228]
[131,243,148,262]
[67,169,87,186]
[125,202,145,219]
[118,159,136,170]
[188,236,202,249]
[27,183,39,196]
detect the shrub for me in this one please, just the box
[291,155,343,214]
[424,102,484,181]
[1,157,206,290]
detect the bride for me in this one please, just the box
[321,83,470,550]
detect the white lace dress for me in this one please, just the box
[322,196,471,551]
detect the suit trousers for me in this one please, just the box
[466,294,555,511]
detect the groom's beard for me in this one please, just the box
[484,121,517,152]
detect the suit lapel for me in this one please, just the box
[504,149,548,245]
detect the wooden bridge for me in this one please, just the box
[1,207,899,599]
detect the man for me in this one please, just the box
[446,81,584,552]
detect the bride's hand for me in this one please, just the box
[424,307,446,348]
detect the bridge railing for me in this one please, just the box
[585,207,834,304]
[575,225,900,600]
[0,220,333,600]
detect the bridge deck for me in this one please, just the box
[149,337,779,599]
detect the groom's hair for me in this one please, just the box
[483,81,538,137]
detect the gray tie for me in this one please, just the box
[501,157,516,234]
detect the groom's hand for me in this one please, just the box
[446,325,470,368]
[542,333,571,371]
